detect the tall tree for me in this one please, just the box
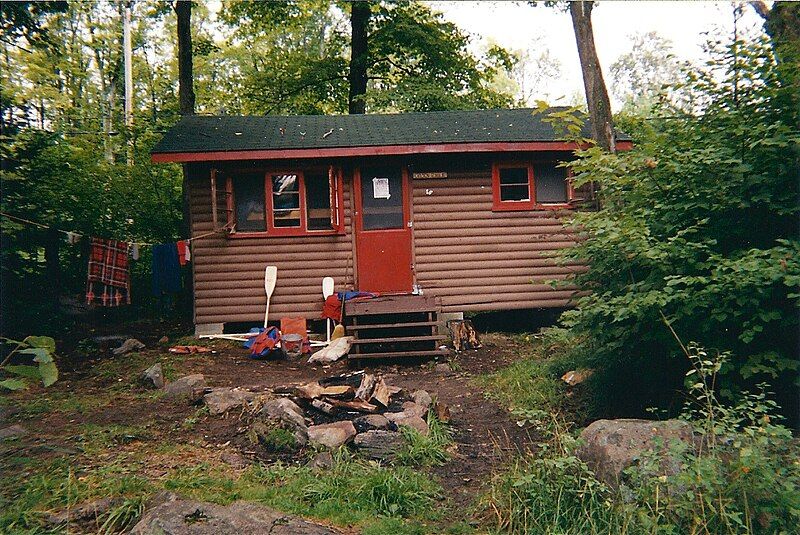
[568,1,615,152]
[348,1,369,114]
[175,0,194,115]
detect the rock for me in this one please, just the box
[129,492,337,534]
[401,401,428,418]
[433,401,451,423]
[306,451,334,471]
[412,390,433,409]
[112,338,145,356]
[204,388,255,415]
[250,420,306,450]
[435,363,452,374]
[140,363,165,389]
[0,424,27,440]
[307,421,357,449]
[220,452,250,469]
[561,369,593,386]
[158,336,169,344]
[260,398,307,431]
[576,419,695,488]
[45,498,118,526]
[385,411,429,435]
[164,374,207,403]
[353,414,391,433]
[353,430,406,461]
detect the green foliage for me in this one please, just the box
[220,0,514,114]
[0,336,58,390]
[163,451,443,527]
[555,33,799,418]
[483,343,800,535]
[396,409,453,466]
[625,344,800,534]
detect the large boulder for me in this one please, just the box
[164,374,207,403]
[129,492,338,534]
[307,421,356,449]
[576,419,695,488]
[203,388,255,415]
[353,414,391,433]
[260,398,307,430]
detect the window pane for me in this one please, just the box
[233,174,265,231]
[305,172,333,230]
[361,167,404,230]
[534,162,568,203]
[499,167,529,186]
[500,184,530,202]
[271,174,300,228]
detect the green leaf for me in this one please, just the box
[18,348,49,361]
[3,365,41,380]
[38,361,58,387]
[24,336,56,352]
[0,378,27,391]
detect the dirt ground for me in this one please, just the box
[1,329,540,527]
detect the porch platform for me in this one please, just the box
[345,294,450,360]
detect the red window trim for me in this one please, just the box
[491,160,574,212]
[224,166,345,238]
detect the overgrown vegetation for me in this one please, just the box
[396,409,454,467]
[556,31,799,420]
[0,336,58,391]
[483,344,800,535]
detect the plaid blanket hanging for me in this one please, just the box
[86,237,131,306]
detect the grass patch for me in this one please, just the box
[475,332,572,416]
[396,410,453,467]
[163,450,444,530]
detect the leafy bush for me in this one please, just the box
[557,33,799,419]
[483,344,800,535]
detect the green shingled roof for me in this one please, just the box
[152,108,630,155]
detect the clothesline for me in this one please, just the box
[0,210,225,245]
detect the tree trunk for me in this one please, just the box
[348,2,370,114]
[570,1,615,153]
[44,229,61,315]
[175,0,195,116]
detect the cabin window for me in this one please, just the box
[534,162,570,204]
[492,161,572,211]
[225,167,343,236]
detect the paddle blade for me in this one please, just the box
[264,266,278,295]
[322,277,334,298]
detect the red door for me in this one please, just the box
[354,166,413,294]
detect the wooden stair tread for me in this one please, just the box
[350,334,447,344]
[347,321,440,330]
[345,294,440,315]
[348,349,450,359]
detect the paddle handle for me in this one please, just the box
[264,295,271,328]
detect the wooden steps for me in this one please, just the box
[345,294,450,360]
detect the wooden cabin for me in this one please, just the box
[152,108,631,347]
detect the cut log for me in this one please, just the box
[447,319,482,352]
[309,399,337,416]
[370,376,391,407]
[319,370,365,388]
[434,401,451,424]
[328,398,378,413]
[355,373,377,401]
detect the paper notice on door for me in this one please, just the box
[372,177,391,199]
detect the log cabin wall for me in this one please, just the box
[188,163,356,326]
[410,152,580,312]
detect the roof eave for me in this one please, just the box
[151,140,634,164]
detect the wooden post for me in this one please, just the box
[447,319,481,352]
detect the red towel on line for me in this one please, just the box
[176,240,191,265]
[86,237,130,306]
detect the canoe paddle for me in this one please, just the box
[264,266,278,328]
[322,277,334,342]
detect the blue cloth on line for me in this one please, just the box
[151,243,182,296]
